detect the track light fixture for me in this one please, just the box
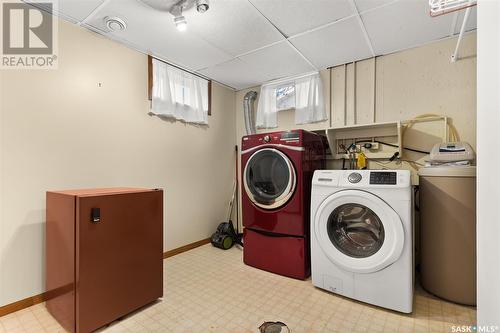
[168,0,210,32]
[170,5,187,31]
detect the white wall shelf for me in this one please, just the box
[313,121,402,160]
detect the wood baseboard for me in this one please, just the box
[163,238,211,259]
[0,238,212,318]
[0,293,47,318]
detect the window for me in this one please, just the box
[148,56,211,124]
[276,83,295,111]
[256,72,326,128]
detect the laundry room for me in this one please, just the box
[0,0,498,333]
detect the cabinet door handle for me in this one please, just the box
[91,208,100,223]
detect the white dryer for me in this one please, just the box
[311,170,414,313]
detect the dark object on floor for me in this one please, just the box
[212,145,243,250]
[259,321,290,333]
[46,188,163,333]
[211,221,241,250]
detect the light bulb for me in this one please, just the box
[174,15,187,31]
[176,21,187,31]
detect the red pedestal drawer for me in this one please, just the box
[243,228,310,280]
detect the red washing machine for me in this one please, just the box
[241,130,325,279]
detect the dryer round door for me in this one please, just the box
[243,148,296,210]
[313,189,405,274]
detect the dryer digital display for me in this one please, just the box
[370,172,397,185]
[280,132,300,140]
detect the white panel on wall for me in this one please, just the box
[198,59,273,90]
[345,63,356,125]
[239,41,315,81]
[249,0,354,37]
[361,0,457,55]
[331,65,347,127]
[290,16,372,69]
[84,0,232,70]
[355,58,376,124]
[185,0,284,56]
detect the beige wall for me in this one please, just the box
[0,20,236,306]
[236,33,476,171]
[374,33,476,148]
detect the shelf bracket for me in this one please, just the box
[451,6,471,63]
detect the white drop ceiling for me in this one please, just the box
[28,0,476,90]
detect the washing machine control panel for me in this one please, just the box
[369,171,397,185]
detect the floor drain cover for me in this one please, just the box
[259,321,290,333]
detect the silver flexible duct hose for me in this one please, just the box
[243,91,257,135]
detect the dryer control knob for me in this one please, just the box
[263,135,271,143]
[348,172,362,183]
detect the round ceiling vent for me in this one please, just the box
[104,16,127,32]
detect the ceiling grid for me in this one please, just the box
[349,0,376,57]
[25,0,477,90]
[246,0,318,71]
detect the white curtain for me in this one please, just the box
[255,71,326,129]
[295,72,326,125]
[151,59,209,124]
[256,84,278,129]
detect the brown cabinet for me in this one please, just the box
[46,188,163,333]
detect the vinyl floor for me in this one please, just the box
[0,244,476,333]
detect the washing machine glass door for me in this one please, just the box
[244,148,296,210]
[314,189,405,273]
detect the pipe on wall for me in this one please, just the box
[243,91,257,135]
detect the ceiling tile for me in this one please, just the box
[84,0,232,70]
[354,0,398,13]
[454,6,477,34]
[249,0,354,37]
[26,0,105,22]
[185,0,284,56]
[289,16,373,69]
[198,59,274,90]
[361,0,457,55]
[239,42,315,81]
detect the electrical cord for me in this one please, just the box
[355,140,430,155]
[378,141,430,155]
[341,140,427,170]
[366,159,395,169]
[402,159,425,166]
[366,155,425,171]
